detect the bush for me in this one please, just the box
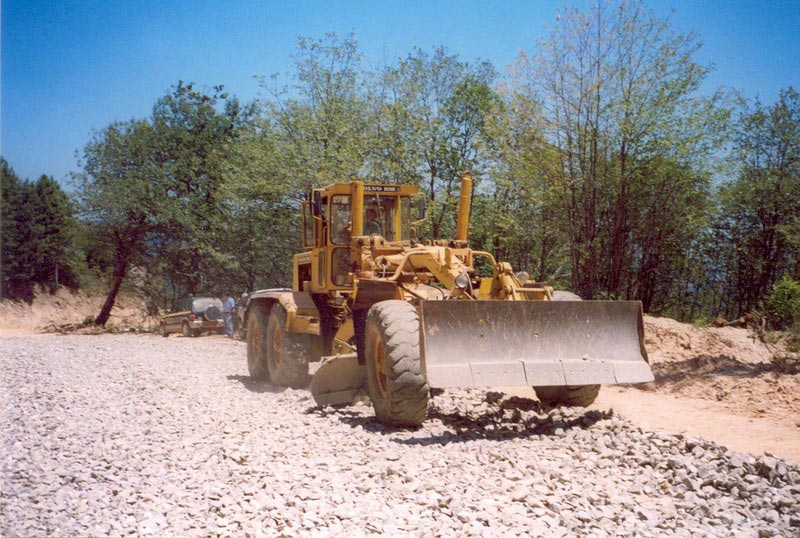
[765,275,800,331]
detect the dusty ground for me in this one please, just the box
[508,315,800,461]
[643,316,798,419]
[1,289,798,462]
[640,315,799,461]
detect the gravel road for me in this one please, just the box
[2,333,799,537]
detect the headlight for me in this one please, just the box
[455,272,471,290]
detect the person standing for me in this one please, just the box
[221,292,235,338]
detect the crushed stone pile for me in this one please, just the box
[2,334,798,537]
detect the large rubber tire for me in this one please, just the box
[246,304,270,381]
[534,290,601,408]
[365,301,429,427]
[534,385,601,407]
[181,322,191,338]
[160,322,169,337]
[266,304,312,388]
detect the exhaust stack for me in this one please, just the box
[455,172,472,241]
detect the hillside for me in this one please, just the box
[0,287,152,334]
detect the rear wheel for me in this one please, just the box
[266,305,311,388]
[181,322,191,338]
[365,301,429,427]
[534,290,601,408]
[246,304,270,381]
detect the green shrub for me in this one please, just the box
[765,275,800,330]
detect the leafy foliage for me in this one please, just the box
[1,159,80,301]
[713,88,800,317]
[508,0,732,302]
[765,275,800,330]
[376,47,499,237]
[6,6,798,331]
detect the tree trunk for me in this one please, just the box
[95,258,128,326]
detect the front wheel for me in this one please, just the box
[365,301,429,427]
[535,290,601,407]
[160,322,169,337]
[181,322,191,338]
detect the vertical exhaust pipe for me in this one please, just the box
[351,181,364,236]
[455,172,473,241]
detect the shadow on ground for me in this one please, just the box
[309,392,613,445]
[226,374,284,394]
[651,354,789,385]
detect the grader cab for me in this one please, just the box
[244,174,653,426]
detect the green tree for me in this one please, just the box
[261,32,372,190]
[1,158,36,300]
[376,47,498,237]
[149,82,255,297]
[214,121,299,293]
[75,119,166,325]
[510,0,730,302]
[475,86,568,283]
[76,82,256,323]
[716,87,800,316]
[30,175,80,288]
[1,160,79,300]
[765,275,800,331]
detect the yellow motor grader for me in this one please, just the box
[244,173,653,426]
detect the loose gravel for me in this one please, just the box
[2,334,799,537]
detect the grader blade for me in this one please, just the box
[310,353,366,406]
[420,301,653,388]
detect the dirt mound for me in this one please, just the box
[642,315,799,422]
[0,286,153,334]
[644,315,773,364]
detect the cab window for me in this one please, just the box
[302,201,313,247]
[330,195,351,245]
[364,194,396,241]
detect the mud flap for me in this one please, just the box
[310,353,366,406]
[420,300,653,388]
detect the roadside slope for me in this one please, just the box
[0,287,150,334]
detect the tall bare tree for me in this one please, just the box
[511,0,731,300]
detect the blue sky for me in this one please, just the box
[2,0,799,185]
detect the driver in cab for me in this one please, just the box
[364,208,383,236]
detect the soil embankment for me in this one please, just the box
[0,287,151,334]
